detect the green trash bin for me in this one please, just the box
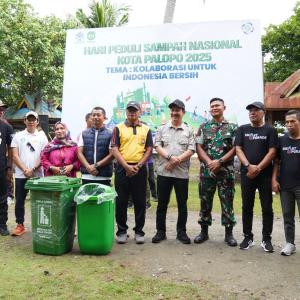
[25,176,81,256]
[74,183,116,255]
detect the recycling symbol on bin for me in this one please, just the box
[38,205,51,226]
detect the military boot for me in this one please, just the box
[225,226,237,247]
[194,225,209,244]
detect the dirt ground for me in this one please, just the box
[111,209,300,300]
[8,205,300,300]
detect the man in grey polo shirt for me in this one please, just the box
[152,99,195,244]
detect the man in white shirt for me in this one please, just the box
[11,111,48,236]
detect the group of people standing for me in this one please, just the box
[0,98,299,256]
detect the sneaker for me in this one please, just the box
[7,196,15,205]
[281,243,296,256]
[0,226,10,236]
[11,224,25,236]
[152,231,167,243]
[116,233,128,244]
[239,237,255,250]
[176,232,191,244]
[261,240,274,253]
[134,234,145,244]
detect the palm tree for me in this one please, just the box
[76,0,130,28]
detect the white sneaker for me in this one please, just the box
[281,243,296,256]
[116,233,128,244]
[134,234,145,244]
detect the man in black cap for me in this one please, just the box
[152,99,195,244]
[111,101,153,244]
[235,101,278,252]
[0,100,13,236]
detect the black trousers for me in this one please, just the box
[280,187,300,244]
[15,178,28,225]
[115,164,147,236]
[147,162,157,198]
[156,175,189,234]
[0,170,8,227]
[241,173,273,240]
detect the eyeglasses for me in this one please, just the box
[27,142,35,152]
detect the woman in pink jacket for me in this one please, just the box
[41,122,80,178]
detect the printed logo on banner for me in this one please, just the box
[75,31,85,43]
[87,31,96,41]
[242,22,254,34]
[38,205,51,226]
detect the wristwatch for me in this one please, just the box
[244,163,250,168]
[219,158,224,165]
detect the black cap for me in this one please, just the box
[126,101,141,111]
[168,99,185,110]
[246,101,265,111]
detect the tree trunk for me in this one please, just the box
[163,0,176,23]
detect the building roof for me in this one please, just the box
[265,69,300,110]
[4,94,61,120]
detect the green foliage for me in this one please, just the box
[262,2,300,82]
[0,0,77,106]
[76,0,130,28]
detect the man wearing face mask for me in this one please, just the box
[152,99,195,244]
[235,101,278,252]
[11,111,48,236]
[111,101,153,244]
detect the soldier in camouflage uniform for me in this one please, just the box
[194,98,237,246]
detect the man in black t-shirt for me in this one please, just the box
[235,101,278,252]
[272,110,300,256]
[0,101,13,236]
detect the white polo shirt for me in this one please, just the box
[11,129,48,178]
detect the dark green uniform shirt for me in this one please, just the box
[196,119,237,178]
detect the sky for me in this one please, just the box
[25,0,298,31]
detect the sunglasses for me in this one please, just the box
[27,142,35,152]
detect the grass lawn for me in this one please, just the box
[0,236,225,299]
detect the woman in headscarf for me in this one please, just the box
[41,122,80,177]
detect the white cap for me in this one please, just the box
[25,111,38,119]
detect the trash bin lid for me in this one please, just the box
[25,176,81,191]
